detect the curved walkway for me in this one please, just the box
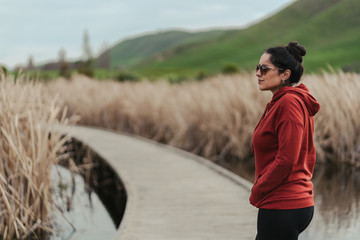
[56,125,257,240]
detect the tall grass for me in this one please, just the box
[305,71,360,166]
[47,72,360,170]
[0,74,71,239]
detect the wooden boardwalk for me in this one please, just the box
[57,125,257,240]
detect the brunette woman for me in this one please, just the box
[250,42,320,240]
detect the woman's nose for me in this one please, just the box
[256,69,261,77]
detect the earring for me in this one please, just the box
[281,80,286,86]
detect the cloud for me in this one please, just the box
[1,0,293,67]
[200,4,230,12]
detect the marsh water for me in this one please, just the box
[225,159,360,239]
[299,165,360,240]
[49,162,360,240]
[50,166,116,240]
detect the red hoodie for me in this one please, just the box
[250,83,320,209]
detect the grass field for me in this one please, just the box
[109,30,228,69]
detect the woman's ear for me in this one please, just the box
[282,69,291,81]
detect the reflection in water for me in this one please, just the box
[314,165,360,227]
[300,165,360,240]
[50,166,117,240]
[224,160,360,240]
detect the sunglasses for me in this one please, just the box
[256,64,283,76]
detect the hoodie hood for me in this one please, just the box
[269,83,320,116]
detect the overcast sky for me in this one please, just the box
[0,0,294,68]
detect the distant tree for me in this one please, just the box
[77,29,94,77]
[59,48,71,79]
[82,29,93,61]
[59,48,66,63]
[27,55,35,70]
[196,71,209,81]
[222,63,239,75]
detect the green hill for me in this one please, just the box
[108,30,229,69]
[103,0,360,78]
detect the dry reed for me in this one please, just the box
[0,73,72,239]
[305,71,360,165]
[46,71,360,169]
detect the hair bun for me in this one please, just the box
[286,41,306,63]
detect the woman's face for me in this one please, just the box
[256,53,284,94]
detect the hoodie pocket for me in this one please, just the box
[251,175,264,199]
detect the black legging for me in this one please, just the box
[255,206,314,240]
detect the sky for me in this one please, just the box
[0,0,294,69]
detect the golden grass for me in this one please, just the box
[305,71,360,165]
[0,74,72,239]
[47,72,360,168]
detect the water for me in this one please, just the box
[225,159,360,239]
[300,165,360,239]
[50,166,117,240]
[49,158,360,240]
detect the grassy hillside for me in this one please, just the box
[108,30,229,69]
[102,0,360,78]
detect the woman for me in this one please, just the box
[250,42,320,240]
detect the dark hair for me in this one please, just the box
[265,41,306,84]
